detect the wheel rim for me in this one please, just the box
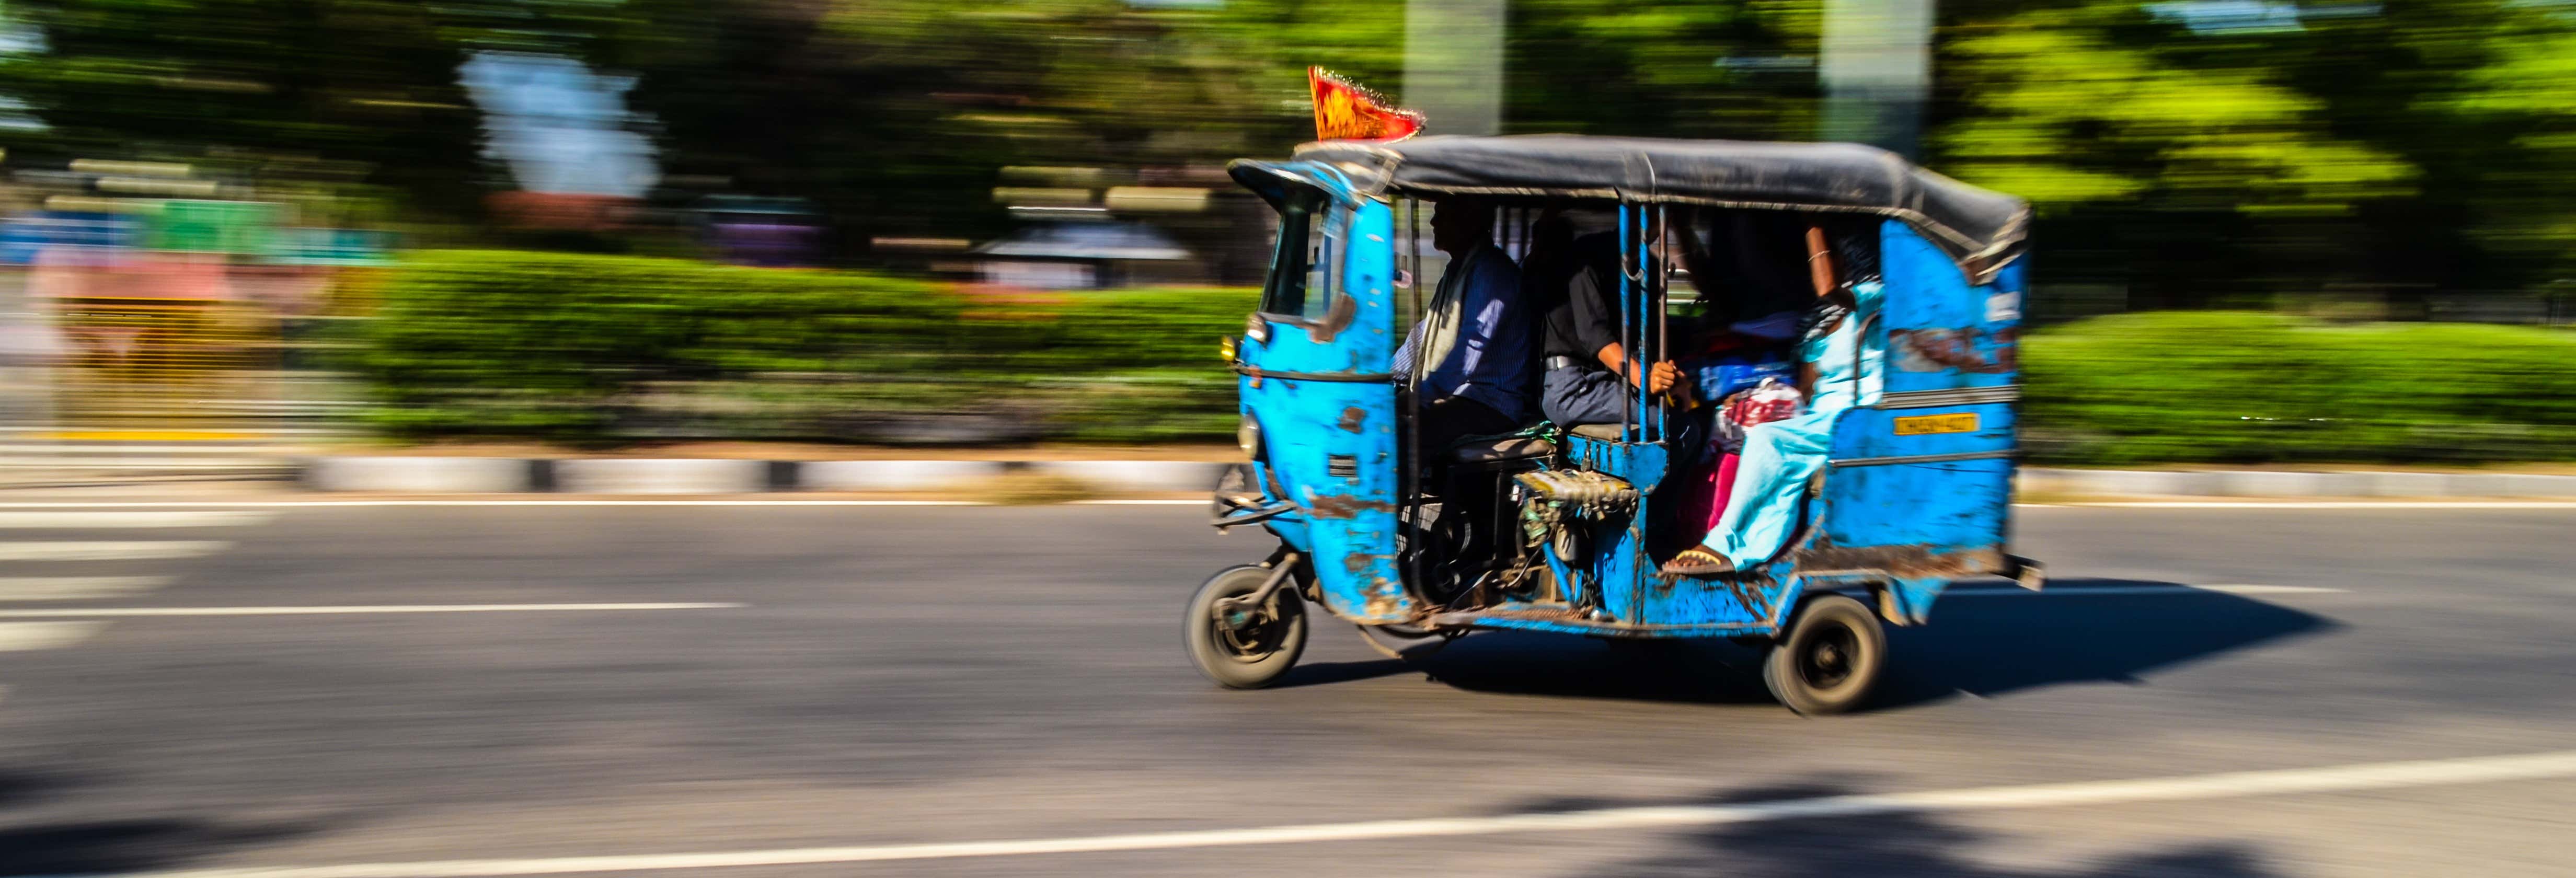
[1211,593,1291,662]
[1797,623,1860,691]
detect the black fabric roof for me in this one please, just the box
[1288,135,2029,281]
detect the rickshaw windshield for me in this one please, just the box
[1257,187,1335,318]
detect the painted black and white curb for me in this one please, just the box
[292,458,2576,497]
[297,458,1238,495]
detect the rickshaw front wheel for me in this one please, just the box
[1184,565,1308,689]
[1762,594,1886,715]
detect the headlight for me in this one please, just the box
[1218,335,1237,362]
[1237,414,1264,461]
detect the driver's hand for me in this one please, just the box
[1648,361,1685,395]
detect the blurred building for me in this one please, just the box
[976,165,1269,290]
[971,221,1192,290]
[695,196,824,268]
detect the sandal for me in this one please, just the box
[1660,546,1735,577]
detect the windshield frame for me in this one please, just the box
[1256,185,1336,320]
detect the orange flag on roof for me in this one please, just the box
[1309,67,1423,143]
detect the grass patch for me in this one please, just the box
[2023,311,2576,464]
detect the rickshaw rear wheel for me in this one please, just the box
[1762,594,1885,715]
[1184,565,1308,689]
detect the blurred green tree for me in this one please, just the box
[1507,0,1819,139]
[1933,0,2576,304]
[0,0,605,220]
[589,0,1408,255]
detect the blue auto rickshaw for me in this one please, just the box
[1191,135,2044,714]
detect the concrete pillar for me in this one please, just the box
[1820,0,1934,157]
[1405,0,1506,136]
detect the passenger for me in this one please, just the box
[1536,215,1695,442]
[1663,223,1883,576]
[1393,199,1535,452]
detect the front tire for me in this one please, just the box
[1761,593,1885,715]
[1184,565,1308,689]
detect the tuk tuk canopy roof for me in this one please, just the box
[1287,135,2029,281]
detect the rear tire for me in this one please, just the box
[1184,565,1308,689]
[1761,594,1885,715]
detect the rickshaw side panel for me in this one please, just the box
[1878,222,2022,395]
[1243,374,1405,620]
[1808,222,2025,616]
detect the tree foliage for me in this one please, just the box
[0,0,611,217]
[4,0,2573,300]
[1934,0,2576,302]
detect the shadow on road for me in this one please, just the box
[1279,578,2336,711]
[0,772,326,877]
[0,818,324,876]
[1543,779,2286,877]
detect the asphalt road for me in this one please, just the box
[0,499,2571,877]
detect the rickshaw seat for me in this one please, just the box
[1449,436,1556,465]
[1567,423,1629,441]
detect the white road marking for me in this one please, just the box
[0,576,172,600]
[0,500,991,508]
[0,603,741,618]
[0,621,107,651]
[2051,501,2576,510]
[54,749,2576,878]
[0,511,271,528]
[1949,584,2345,597]
[0,541,231,561]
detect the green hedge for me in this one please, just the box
[2022,312,2576,464]
[359,252,2576,461]
[355,250,1254,442]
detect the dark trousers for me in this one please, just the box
[1417,394,1519,454]
[1538,365,1708,469]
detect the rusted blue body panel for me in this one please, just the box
[1228,161,1409,622]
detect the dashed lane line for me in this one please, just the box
[0,499,2568,510]
[50,749,2576,878]
[0,541,231,562]
[0,576,174,600]
[0,621,107,651]
[0,603,743,617]
[0,500,993,507]
[0,511,273,528]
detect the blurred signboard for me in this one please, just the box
[267,227,395,266]
[147,200,280,254]
[0,212,144,264]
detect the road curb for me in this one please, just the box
[292,457,2576,497]
[295,457,1240,494]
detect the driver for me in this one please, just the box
[1391,199,1534,452]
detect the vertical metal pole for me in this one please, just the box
[1403,199,1423,602]
[1654,204,1670,443]
[1616,203,1632,443]
[1632,203,1649,443]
